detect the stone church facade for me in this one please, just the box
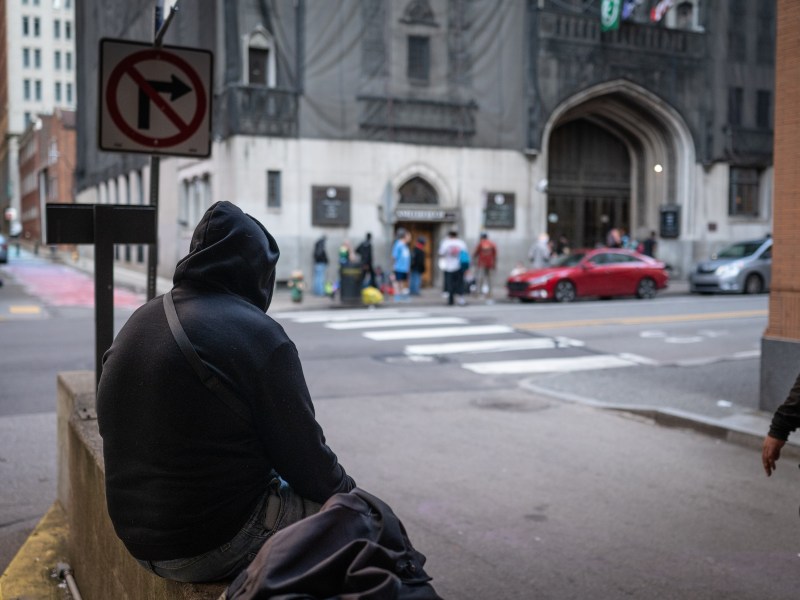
[75,0,775,285]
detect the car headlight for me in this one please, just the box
[715,262,743,278]
[529,273,556,285]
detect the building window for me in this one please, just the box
[54,50,61,70]
[249,48,269,86]
[23,16,29,36]
[33,17,40,37]
[55,81,61,102]
[407,35,430,82]
[179,176,211,227]
[65,52,72,70]
[35,80,41,101]
[24,112,31,125]
[267,170,282,208]
[23,80,31,100]
[23,48,30,68]
[728,87,743,126]
[729,167,760,217]
[756,90,771,129]
[245,27,276,88]
[34,49,41,68]
[65,21,71,39]
[54,19,60,38]
[66,83,73,104]
[757,3,775,64]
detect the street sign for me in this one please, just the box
[99,38,212,158]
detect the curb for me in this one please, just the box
[518,379,800,461]
[0,502,69,600]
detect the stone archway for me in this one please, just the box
[541,80,696,253]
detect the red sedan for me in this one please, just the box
[507,248,669,302]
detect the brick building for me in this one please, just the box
[17,108,76,244]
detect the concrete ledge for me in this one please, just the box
[3,372,227,599]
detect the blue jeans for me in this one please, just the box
[136,477,321,583]
[313,263,327,296]
[409,270,422,295]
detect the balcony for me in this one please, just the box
[215,86,298,139]
[538,10,705,58]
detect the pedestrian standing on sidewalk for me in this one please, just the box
[355,233,375,288]
[96,202,355,583]
[410,236,426,296]
[762,371,800,476]
[438,229,468,306]
[312,235,328,296]
[472,232,498,298]
[391,229,411,300]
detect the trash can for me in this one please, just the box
[339,263,363,306]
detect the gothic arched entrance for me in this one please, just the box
[395,176,439,287]
[547,119,631,249]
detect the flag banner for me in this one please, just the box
[650,0,675,22]
[622,0,643,20]
[601,0,622,32]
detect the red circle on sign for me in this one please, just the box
[106,48,207,148]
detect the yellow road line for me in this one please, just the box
[515,309,768,331]
[9,305,42,315]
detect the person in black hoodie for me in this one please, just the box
[96,201,356,583]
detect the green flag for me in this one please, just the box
[601,0,622,32]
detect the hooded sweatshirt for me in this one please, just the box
[97,201,355,561]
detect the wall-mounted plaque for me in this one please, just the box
[484,192,515,229]
[659,204,680,239]
[312,186,351,227]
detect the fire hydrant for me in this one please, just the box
[287,270,305,303]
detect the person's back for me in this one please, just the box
[97,202,354,582]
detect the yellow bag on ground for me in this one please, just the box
[362,286,384,305]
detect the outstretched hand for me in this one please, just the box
[762,435,785,477]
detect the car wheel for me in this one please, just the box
[636,277,657,299]
[744,273,763,294]
[553,280,576,303]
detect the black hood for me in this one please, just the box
[173,201,280,312]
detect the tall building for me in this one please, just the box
[0,0,77,236]
[74,0,775,285]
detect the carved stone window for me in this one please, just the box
[400,0,438,27]
[399,177,438,205]
[245,26,276,88]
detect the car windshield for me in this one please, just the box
[716,241,765,259]
[552,252,585,267]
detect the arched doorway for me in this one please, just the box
[396,176,437,287]
[540,81,697,272]
[547,119,631,248]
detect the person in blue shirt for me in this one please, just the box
[391,229,411,300]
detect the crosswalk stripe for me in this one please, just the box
[363,325,514,341]
[327,317,466,330]
[404,337,584,356]
[462,354,636,375]
[277,310,428,323]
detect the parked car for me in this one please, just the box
[689,237,772,294]
[0,234,7,263]
[507,248,669,303]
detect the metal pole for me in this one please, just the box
[146,1,179,300]
[94,206,114,385]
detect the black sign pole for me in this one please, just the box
[93,205,115,385]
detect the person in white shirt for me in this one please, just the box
[438,229,468,306]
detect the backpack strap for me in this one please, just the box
[163,291,250,423]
